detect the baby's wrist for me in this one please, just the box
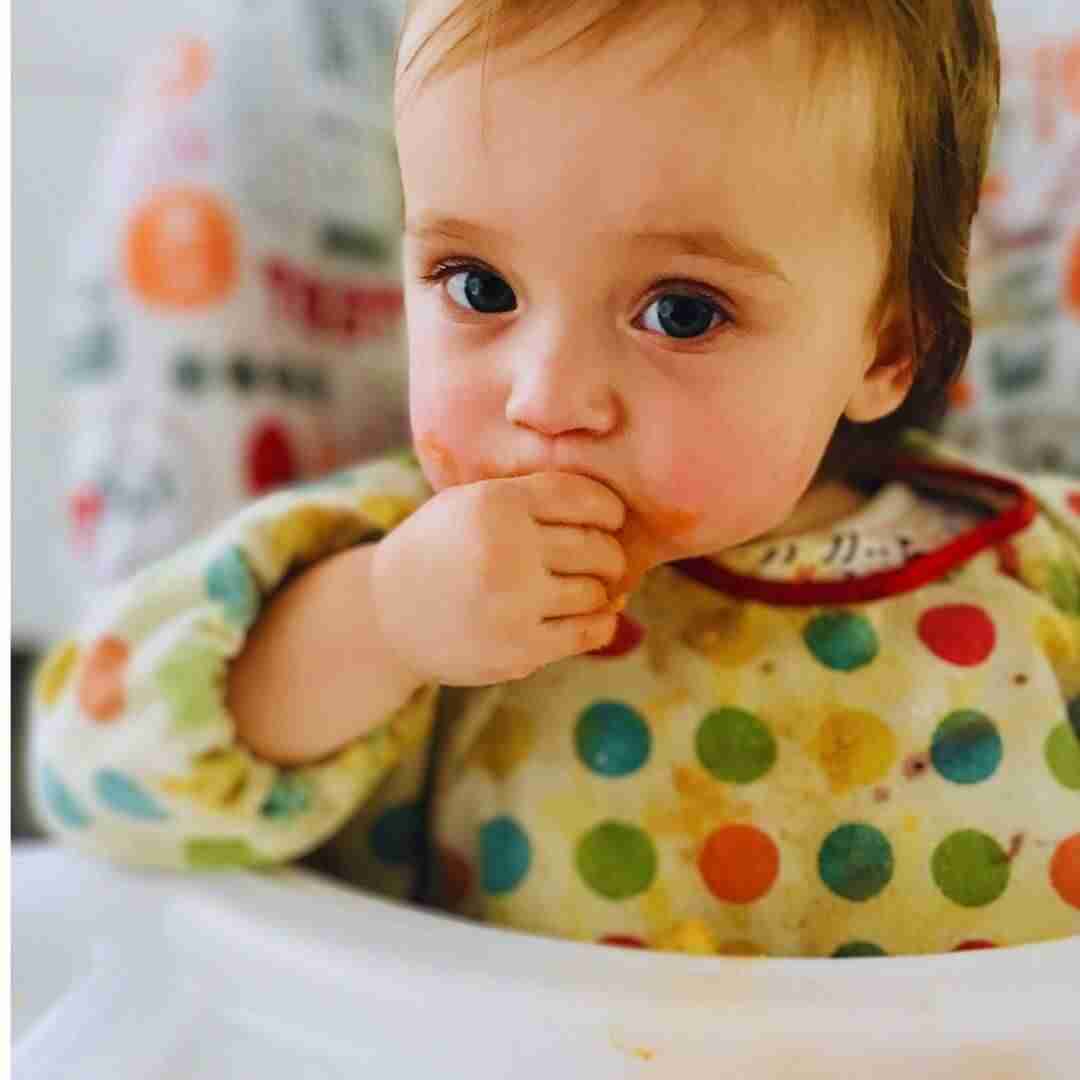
[369,533,435,689]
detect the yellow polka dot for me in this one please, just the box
[359,494,419,533]
[1036,613,1078,668]
[681,604,767,668]
[466,705,535,780]
[34,640,79,707]
[644,765,752,842]
[654,918,719,955]
[811,708,897,793]
[267,505,375,569]
[160,749,251,811]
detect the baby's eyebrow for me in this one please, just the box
[628,228,790,285]
[405,214,789,286]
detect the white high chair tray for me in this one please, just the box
[12,843,1080,1078]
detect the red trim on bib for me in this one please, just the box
[673,459,1037,607]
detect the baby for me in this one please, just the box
[32,0,1080,957]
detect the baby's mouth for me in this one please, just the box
[417,435,700,593]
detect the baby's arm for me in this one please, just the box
[29,456,437,870]
[30,457,624,871]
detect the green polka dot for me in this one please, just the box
[804,612,879,672]
[577,821,657,900]
[931,711,1003,784]
[205,546,260,629]
[832,941,888,958]
[576,701,652,777]
[260,775,313,820]
[696,707,776,784]
[479,815,531,894]
[1048,561,1080,615]
[818,824,893,901]
[931,830,1010,907]
[185,837,267,869]
[1045,723,1080,791]
[156,639,227,734]
[371,802,425,866]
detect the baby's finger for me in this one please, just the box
[545,574,610,617]
[540,611,619,659]
[541,525,627,583]
[523,472,626,532]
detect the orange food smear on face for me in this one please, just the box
[416,435,463,486]
[617,497,702,595]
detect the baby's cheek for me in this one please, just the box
[410,378,498,490]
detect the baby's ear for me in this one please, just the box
[844,306,917,424]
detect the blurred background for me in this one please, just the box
[11,0,1080,837]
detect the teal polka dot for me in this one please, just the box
[40,764,91,828]
[931,710,1003,784]
[696,707,776,784]
[576,821,657,900]
[804,612,879,672]
[931,830,1010,907]
[371,802,425,866]
[260,775,313,820]
[205,546,260,629]
[832,941,888,958]
[94,769,168,821]
[480,816,532,894]
[575,701,651,777]
[819,823,893,901]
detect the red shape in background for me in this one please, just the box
[246,418,298,494]
[69,486,104,549]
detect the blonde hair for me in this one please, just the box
[398,1,1001,463]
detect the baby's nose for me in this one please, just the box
[505,351,620,438]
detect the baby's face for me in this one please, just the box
[396,4,893,584]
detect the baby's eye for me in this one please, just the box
[640,293,727,339]
[446,268,517,314]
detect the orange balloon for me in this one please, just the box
[126,188,238,310]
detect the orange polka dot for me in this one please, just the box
[77,637,130,722]
[126,188,238,310]
[1050,833,1080,910]
[699,824,779,904]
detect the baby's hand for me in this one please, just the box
[372,473,627,686]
